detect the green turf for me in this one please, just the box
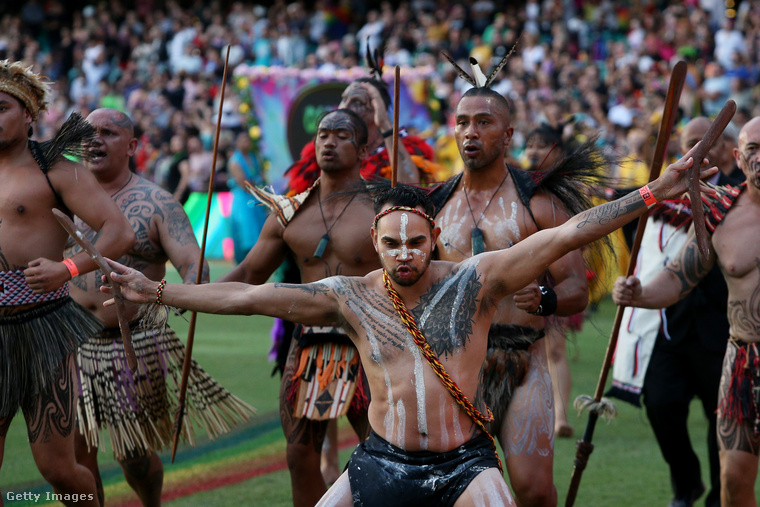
[1,263,757,505]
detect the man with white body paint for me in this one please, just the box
[216,108,376,507]
[103,147,715,506]
[430,88,589,506]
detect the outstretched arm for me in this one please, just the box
[482,145,717,299]
[104,259,342,326]
[612,227,716,308]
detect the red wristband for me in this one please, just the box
[639,185,657,208]
[62,258,79,278]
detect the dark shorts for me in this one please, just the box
[482,324,544,429]
[347,430,499,507]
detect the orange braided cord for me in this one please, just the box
[382,270,502,471]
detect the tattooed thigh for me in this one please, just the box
[501,341,553,458]
[23,354,77,443]
[717,344,760,455]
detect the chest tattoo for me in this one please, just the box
[727,258,760,336]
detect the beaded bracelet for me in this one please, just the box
[62,258,79,278]
[156,279,167,305]
[639,184,657,208]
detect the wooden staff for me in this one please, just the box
[52,208,137,371]
[171,45,231,463]
[565,60,687,507]
[390,65,400,187]
[687,100,736,257]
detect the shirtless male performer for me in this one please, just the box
[612,116,760,507]
[217,108,377,507]
[104,145,714,506]
[67,108,255,506]
[277,54,441,485]
[431,88,590,505]
[0,61,133,506]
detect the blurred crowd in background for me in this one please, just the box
[3,0,760,196]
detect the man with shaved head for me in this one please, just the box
[613,116,760,506]
[67,108,254,506]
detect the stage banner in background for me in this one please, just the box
[233,65,437,191]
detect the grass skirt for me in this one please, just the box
[0,297,101,418]
[77,324,256,459]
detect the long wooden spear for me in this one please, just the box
[390,65,400,187]
[565,60,687,506]
[171,45,231,463]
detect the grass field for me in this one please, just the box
[1,260,756,506]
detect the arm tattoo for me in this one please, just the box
[158,194,195,247]
[727,259,760,336]
[575,194,645,229]
[274,281,331,296]
[665,236,713,298]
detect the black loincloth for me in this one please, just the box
[348,430,500,506]
[483,324,545,431]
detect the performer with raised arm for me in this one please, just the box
[0,60,134,506]
[104,146,715,505]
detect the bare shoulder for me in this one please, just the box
[47,157,98,191]
[528,188,572,229]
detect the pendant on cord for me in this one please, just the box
[314,234,330,258]
[471,227,485,255]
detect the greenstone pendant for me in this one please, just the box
[471,227,485,255]
[314,234,330,258]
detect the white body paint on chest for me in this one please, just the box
[438,197,522,254]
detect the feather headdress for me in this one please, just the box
[0,60,51,120]
[366,38,385,81]
[442,40,519,88]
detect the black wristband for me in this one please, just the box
[382,129,393,138]
[529,286,558,316]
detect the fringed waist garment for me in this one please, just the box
[287,325,368,421]
[482,324,545,429]
[77,324,256,459]
[0,295,101,418]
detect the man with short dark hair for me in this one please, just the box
[432,85,591,506]
[0,60,134,506]
[105,144,714,505]
[218,108,378,507]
